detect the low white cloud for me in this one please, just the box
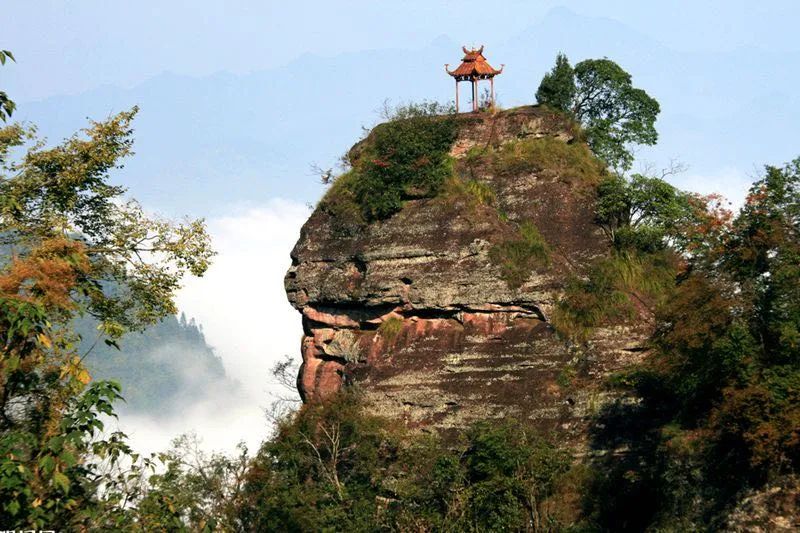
[116,198,310,455]
[118,388,266,455]
[177,199,309,399]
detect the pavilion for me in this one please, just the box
[445,46,504,112]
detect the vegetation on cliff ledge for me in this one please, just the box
[564,158,800,530]
[2,39,799,530]
[321,102,458,223]
[489,221,552,290]
[268,158,800,532]
[471,135,606,186]
[553,164,724,341]
[241,391,572,532]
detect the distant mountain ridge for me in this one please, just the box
[15,8,800,217]
[77,312,233,417]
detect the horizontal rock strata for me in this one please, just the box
[285,106,649,443]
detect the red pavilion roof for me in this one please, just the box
[446,46,504,80]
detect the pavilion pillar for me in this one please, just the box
[446,46,503,114]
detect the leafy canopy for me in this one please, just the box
[586,157,800,529]
[536,55,660,172]
[0,108,214,332]
[0,55,214,528]
[322,103,458,223]
[0,49,15,122]
[595,173,695,252]
[240,391,571,532]
[535,52,575,113]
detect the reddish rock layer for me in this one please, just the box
[286,106,649,442]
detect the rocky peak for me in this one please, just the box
[285,106,649,443]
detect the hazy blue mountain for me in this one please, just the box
[16,7,800,216]
[2,247,230,419]
[77,313,232,417]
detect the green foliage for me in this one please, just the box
[377,316,404,342]
[123,434,250,531]
[490,221,551,289]
[0,379,133,529]
[535,52,575,113]
[0,50,15,122]
[321,108,458,222]
[427,420,570,532]
[486,136,606,185]
[319,170,366,235]
[462,179,497,206]
[0,50,14,65]
[0,109,214,332]
[573,58,660,172]
[552,250,678,341]
[239,391,398,531]
[380,99,456,121]
[240,392,572,532]
[595,173,695,252]
[651,158,800,428]
[581,157,800,529]
[442,176,497,207]
[0,61,214,528]
[536,54,660,171]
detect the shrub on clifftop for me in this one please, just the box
[535,52,575,113]
[322,104,458,223]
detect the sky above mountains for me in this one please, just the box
[7,4,800,216]
[5,1,800,101]
[5,1,799,453]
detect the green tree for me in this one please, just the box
[0,56,214,528]
[535,52,575,113]
[573,59,660,172]
[0,49,15,122]
[240,390,573,532]
[125,434,249,531]
[587,157,800,529]
[535,55,660,172]
[594,173,695,251]
[240,391,399,531]
[652,158,800,516]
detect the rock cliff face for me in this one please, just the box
[285,107,649,443]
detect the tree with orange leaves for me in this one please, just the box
[587,158,800,529]
[0,56,214,529]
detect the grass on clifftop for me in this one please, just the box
[321,105,603,231]
[320,112,458,224]
[467,136,606,186]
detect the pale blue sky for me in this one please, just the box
[4,1,800,214]
[5,1,800,101]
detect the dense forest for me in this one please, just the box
[76,313,229,415]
